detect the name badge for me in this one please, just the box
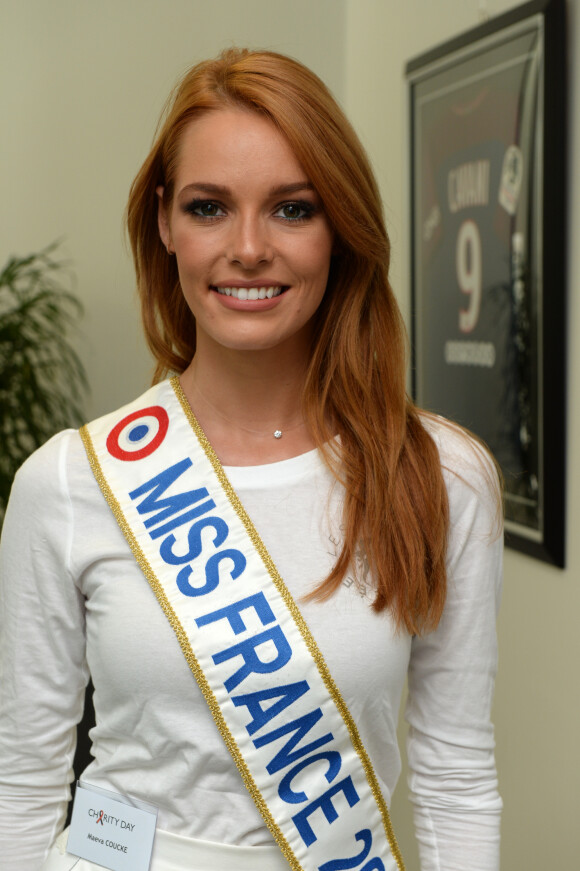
[66,781,158,871]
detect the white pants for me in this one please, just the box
[41,827,289,871]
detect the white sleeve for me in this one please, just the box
[0,432,88,870]
[405,430,503,871]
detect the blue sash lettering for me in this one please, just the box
[129,458,207,527]
[231,680,310,734]
[176,549,246,597]
[129,457,247,599]
[159,516,228,564]
[293,776,360,846]
[213,626,292,691]
[127,456,378,866]
[254,709,333,774]
[196,591,275,634]
[319,830,373,871]
[203,549,247,591]
[360,860,386,871]
[148,498,216,540]
[278,751,342,803]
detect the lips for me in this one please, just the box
[212,286,286,300]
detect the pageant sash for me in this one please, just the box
[80,378,405,871]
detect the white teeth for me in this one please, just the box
[216,286,283,299]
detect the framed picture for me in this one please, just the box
[406,0,567,566]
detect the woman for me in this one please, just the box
[0,49,502,871]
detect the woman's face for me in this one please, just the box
[157,107,334,358]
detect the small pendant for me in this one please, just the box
[274,430,282,439]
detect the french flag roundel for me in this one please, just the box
[106,406,169,461]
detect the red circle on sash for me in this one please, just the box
[106,406,169,461]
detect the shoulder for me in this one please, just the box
[419,413,502,532]
[12,381,170,498]
[1,431,89,569]
[6,381,166,519]
[11,429,82,492]
[7,429,91,523]
[420,412,499,487]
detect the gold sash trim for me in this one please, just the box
[80,376,405,871]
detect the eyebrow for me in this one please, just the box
[177,181,315,198]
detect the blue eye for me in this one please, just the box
[275,201,315,221]
[184,200,225,218]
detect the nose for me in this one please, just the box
[227,213,273,268]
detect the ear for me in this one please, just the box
[156,185,174,253]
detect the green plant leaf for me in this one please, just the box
[0,242,89,525]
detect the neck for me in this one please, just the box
[179,339,314,465]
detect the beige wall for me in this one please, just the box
[2,1,578,867]
[344,1,579,868]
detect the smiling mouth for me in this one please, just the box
[213,286,287,300]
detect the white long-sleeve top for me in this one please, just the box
[0,386,502,870]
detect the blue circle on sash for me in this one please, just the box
[106,405,169,461]
[128,424,149,443]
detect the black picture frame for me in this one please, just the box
[406,0,567,566]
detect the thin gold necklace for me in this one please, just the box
[191,383,306,440]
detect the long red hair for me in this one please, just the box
[126,48,450,634]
